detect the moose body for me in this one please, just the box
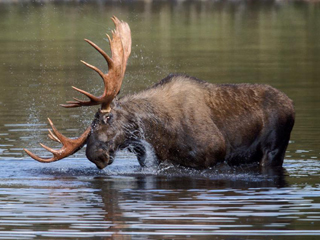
[87,74,295,169]
[24,17,295,170]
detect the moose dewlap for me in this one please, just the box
[24,17,295,170]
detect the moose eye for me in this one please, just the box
[102,113,113,124]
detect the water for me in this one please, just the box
[0,0,320,239]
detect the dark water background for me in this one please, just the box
[0,0,320,239]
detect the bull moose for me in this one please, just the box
[24,17,295,170]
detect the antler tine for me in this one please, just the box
[61,16,131,111]
[48,129,61,143]
[47,118,68,145]
[39,143,59,155]
[24,148,57,163]
[24,119,91,163]
[84,39,114,68]
[60,86,101,108]
[80,60,105,80]
[60,60,105,108]
[112,16,131,62]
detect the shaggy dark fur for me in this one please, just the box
[86,74,295,170]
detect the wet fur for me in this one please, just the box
[87,74,295,169]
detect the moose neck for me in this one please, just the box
[110,99,160,167]
[116,98,156,140]
[117,96,170,148]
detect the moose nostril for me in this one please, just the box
[95,152,109,168]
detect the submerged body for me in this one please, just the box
[87,74,295,169]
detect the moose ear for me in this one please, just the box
[102,113,113,124]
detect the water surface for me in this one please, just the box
[0,1,320,239]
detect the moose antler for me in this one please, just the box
[61,16,132,112]
[24,118,91,162]
[24,16,131,162]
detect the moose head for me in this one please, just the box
[24,16,132,169]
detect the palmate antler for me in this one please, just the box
[24,119,91,163]
[61,16,131,113]
[24,16,131,162]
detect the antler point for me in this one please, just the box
[47,118,53,125]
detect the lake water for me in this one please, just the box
[0,0,320,239]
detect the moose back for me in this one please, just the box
[24,17,295,170]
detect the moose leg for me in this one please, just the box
[260,125,292,168]
[132,143,147,167]
[261,144,287,168]
[130,140,158,167]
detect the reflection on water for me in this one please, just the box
[0,0,320,239]
[0,157,320,239]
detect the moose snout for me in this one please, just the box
[86,138,114,169]
[86,148,113,169]
[85,135,115,169]
[95,151,110,169]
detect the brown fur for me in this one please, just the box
[86,74,295,170]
